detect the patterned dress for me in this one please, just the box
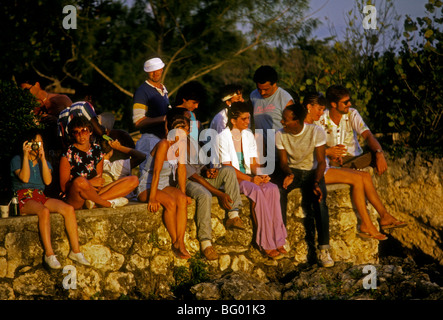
[63,143,104,181]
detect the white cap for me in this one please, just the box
[143,58,165,72]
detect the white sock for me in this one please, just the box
[201,240,212,251]
[228,210,239,220]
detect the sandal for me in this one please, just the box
[358,232,388,241]
[381,220,408,231]
[264,249,283,260]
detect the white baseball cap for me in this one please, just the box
[143,58,165,72]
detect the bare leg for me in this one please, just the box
[358,171,401,226]
[138,187,190,258]
[98,176,139,200]
[66,177,111,209]
[44,198,81,253]
[325,168,383,236]
[21,200,54,256]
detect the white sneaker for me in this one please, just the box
[68,251,91,266]
[109,197,129,209]
[45,254,62,269]
[319,249,334,268]
[85,200,95,209]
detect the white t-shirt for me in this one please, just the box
[275,124,326,170]
[315,108,370,157]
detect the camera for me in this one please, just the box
[28,141,41,151]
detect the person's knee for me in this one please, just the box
[72,177,90,191]
[38,207,51,220]
[60,204,76,218]
[176,192,188,207]
[163,196,177,212]
[128,175,139,189]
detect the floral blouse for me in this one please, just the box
[64,143,103,181]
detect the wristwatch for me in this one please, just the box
[375,149,383,154]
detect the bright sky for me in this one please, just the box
[307,0,429,40]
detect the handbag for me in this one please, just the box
[341,152,375,169]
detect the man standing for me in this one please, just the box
[132,57,171,173]
[318,85,388,175]
[250,66,294,142]
[250,65,294,180]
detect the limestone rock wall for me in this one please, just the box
[0,184,378,300]
[372,152,443,265]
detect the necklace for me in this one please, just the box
[231,132,242,142]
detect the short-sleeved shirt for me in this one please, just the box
[57,101,97,139]
[315,108,370,157]
[10,155,53,192]
[63,143,103,181]
[251,87,293,135]
[275,124,326,170]
[132,81,170,138]
[210,108,228,134]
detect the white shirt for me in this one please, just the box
[315,108,370,157]
[103,159,131,185]
[276,124,326,170]
[210,108,228,134]
[218,127,258,174]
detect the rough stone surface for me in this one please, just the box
[0,153,441,299]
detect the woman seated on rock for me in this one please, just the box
[137,109,192,259]
[217,101,288,260]
[303,92,407,240]
[59,116,131,210]
[10,128,90,269]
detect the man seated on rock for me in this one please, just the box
[276,102,333,268]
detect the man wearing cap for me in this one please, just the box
[210,84,244,134]
[133,57,171,173]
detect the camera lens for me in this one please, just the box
[31,142,39,151]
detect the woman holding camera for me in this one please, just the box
[10,129,90,269]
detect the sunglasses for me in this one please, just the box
[72,127,90,136]
[340,99,352,105]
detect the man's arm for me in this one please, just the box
[133,103,165,131]
[188,173,233,210]
[361,130,387,175]
[277,148,294,190]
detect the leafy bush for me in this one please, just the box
[0,80,42,202]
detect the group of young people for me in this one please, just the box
[11,57,407,269]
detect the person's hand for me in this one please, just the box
[313,182,323,202]
[90,174,105,189]
[37,141,45,160]
[260,175,271,184]
[283,174,294,190]
[326,145,347,164]
[251,175,263,186]
[217,193,233,211]
[108,139,122,150]
[205,168,219,179]
[186,196,192,205]
[22,141,32,157]
[147,200,161,212]
[375,152,388,175]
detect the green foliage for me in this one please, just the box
[171,254,210,299]
[0,81,43,201]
